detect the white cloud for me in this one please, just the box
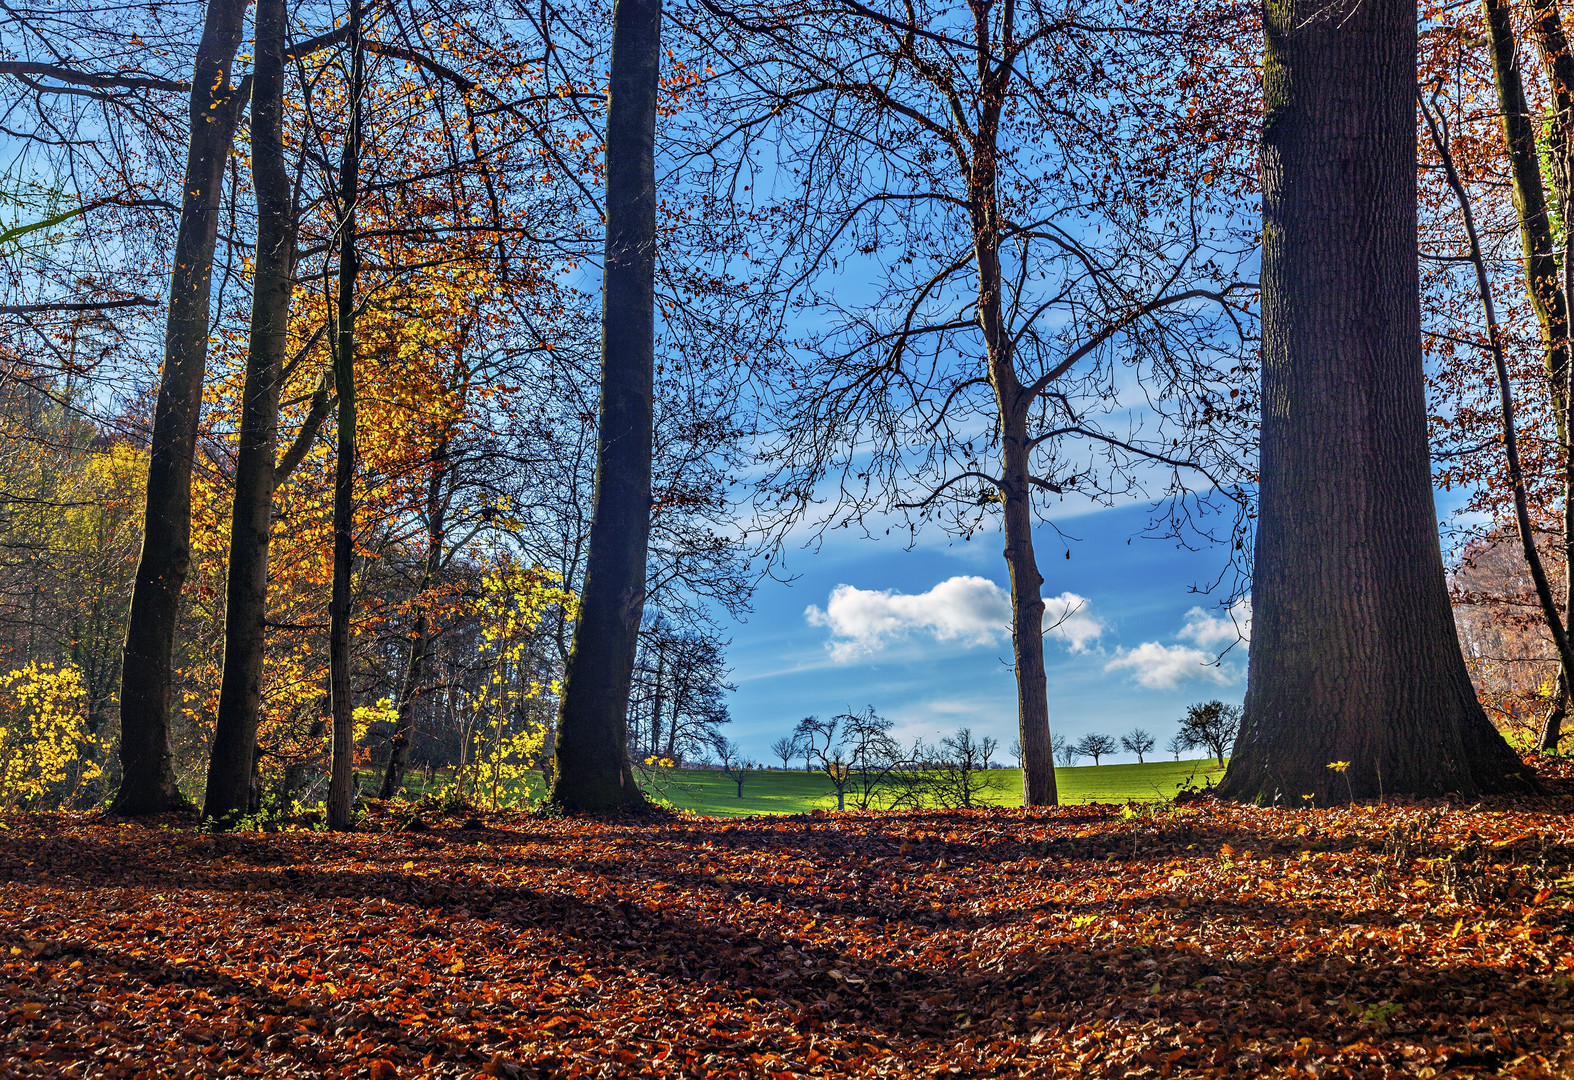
[1042,591,1104,653]
[1103,641,1234,689]
[806,576,1011,662]
[806,578,1104,662]
[1177,596,1252,649]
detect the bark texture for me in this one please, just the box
[1219,0,1535,803]
[327,1,364,832]
[113,0,250,815]
[547,0,661,812]
[203,0,294,825]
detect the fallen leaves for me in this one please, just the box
[1,779,1572,1078]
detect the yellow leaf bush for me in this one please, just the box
[0,662,99,809]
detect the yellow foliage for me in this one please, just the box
[0,662,99,809]
[455,561,571,809]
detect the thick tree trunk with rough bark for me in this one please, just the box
[379,452,447,799]
[1219,0,1536,803]
[203,0,294,825]
[546,0,660,812]
[327,1,364,832]
[113,0,251,816]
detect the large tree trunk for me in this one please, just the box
[203,0,294,825]
[326,0,364,832]
[111,0,250,816]
[1219,0,1535,803]
[378,450,447,799]
[546,0,660,813]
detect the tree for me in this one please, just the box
[1166,733,1186,761]
[1120,728,1155,764]
[1073,733,1117,766]
[201,0,294,826]
[770,735,797,770]
[1178,701,1241,768]
[1010,737,1024,769]
[548,0,663,812]
[697,0,1257,810]
[1218,0,1535,803]
[714,737,753,798]
[112,0,251,815]
[924,727,1000,809]
[794,708,908,811]
[1056,736,1079,768]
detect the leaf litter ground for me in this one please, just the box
[3,768,1573,1078]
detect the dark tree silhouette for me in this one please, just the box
[549,0,662,811]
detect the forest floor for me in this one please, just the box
[2,762,1573,1078]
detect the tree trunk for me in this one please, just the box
[1488,0,1574,753]
[1541,669,1568,749]
[203,0,294,826]
[111,0,250,816]
[379,452,447,799]
[977,212,1058,804]
[1219,0,1535,803]
[547,0,661,813]
[326,1,364,832]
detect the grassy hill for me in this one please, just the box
[645,757,1226,816]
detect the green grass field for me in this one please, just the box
[644,757,1227,817]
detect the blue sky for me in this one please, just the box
[720,498,1251,764]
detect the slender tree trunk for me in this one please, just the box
[547,0,661,813]
[326,1,364,832]
[1219,0,1535,803]
[379,452,447,799]
[977,185,1057,805]
[203,0,294,825]
[1488,0,1574,752]
[648,649,665,759]
[1422,92,1574,756]
[111,0,250,816]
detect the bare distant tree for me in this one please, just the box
[1073,733,1117,766]
[794,708,908,811]
[1056,736,1080,768]
[1120,728,1155,764]
[1166,733,1187,761]
[713,737,753,798]
[770,735,797,771]
[1009,737,1024,768]
[923,727,1001,809]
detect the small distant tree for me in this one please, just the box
[1167,733,1186,761]
[1009,737,1024,768]
[1178,700,1241,767]
[1073,733,1118,766]
[714,737,753,798]
[924,727,1001,809]
[1056,735,1079,767]
[770,735,798,771]
[795,707,908,810]
[1120,728,1155,764]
